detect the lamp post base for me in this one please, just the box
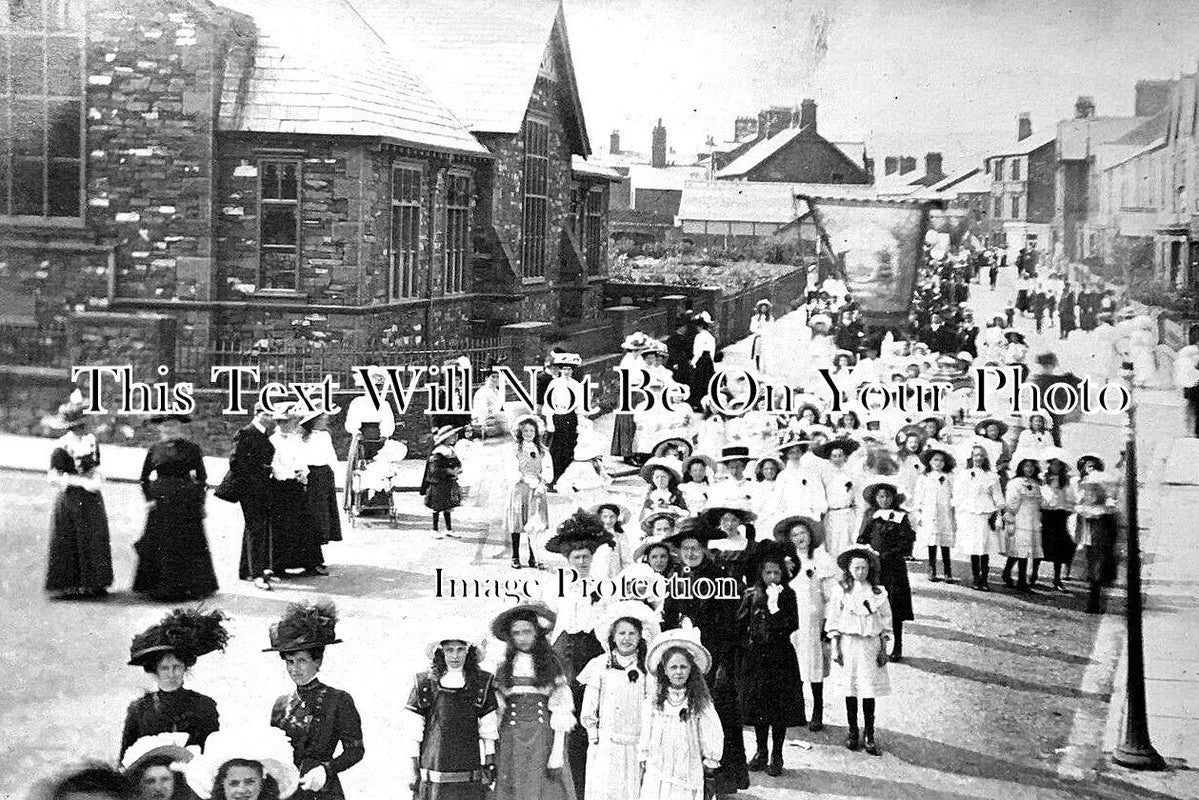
[1112,743,1167,771]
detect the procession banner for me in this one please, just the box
[799,195,935,321]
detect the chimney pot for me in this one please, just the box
[1017,112,1032,141]
[884,156,898,175]
[925,152,944,178]
[800,98,817,132]
[1075,95,1096,119]
[899,156,917,175]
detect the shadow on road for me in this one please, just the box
[907,622,1093,665]
[902,656,1110,702]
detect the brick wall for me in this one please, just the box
[1027,143,1057,224]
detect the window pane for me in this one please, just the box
[46,98,76,157]
[12,36,45,95]
[261,162,279,199]
[46,36,77,95]
[10,0,45,29]
[12,97,43,157]
[46,157,77,215]
[12,157,43,214]
[261,250,297,290]
[262,205,297,246]
[280,162,297,199]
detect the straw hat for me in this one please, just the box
[633,535,677,562]
[717,445,752,464]
[836,546,881,582]
[974,418,1009,438]
[646,620,711,674]
[596,600,661,652]
[811,437,861,459]
[185,727,299,800]
[640,456,683,484]
[682,453,716,477]
[489,602,557,642]
[431,425,461,447]
[700,502,757,530]
[621,332,651,351]
[425,617,485,659]
[662,515,726,548]
[861,480,905,508]
[771,515,824,550]
[1076,453,1106,474]
[755,299,773,309]
[919,447,957,473]
[121,732,194,775]
[640,509,681,535]
[776,431,811,455]
[652,438,694,461]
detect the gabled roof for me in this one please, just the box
[1056,116,1147,160]
[677,180,876,224]
[988,130,1056,157]
[1105,136,1167,171]
[572,156,622,182]
[929,167,990,195]
[353,0,586,149]
[717,126,809,178]
[213,0,488,156]
[1114,110,1169,147]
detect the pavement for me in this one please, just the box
[1,267,1196,800]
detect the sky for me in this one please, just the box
[564,0,1197,175]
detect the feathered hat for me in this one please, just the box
[263,598,342,653]
[544,509,613,555]
[129,608,231,669]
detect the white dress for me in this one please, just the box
[678,481,711,515]
[826,583,892,698]
[1004,478,1044,559]
[580,653,647,800]
[776,464,828,519]
[638,684,723,800]
[914,472,956,548]
[952,469,1003,556]
[821,466,857,555]
[789,548,838,681]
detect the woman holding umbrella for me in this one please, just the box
[265,599,364,800]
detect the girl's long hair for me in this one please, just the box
[1044,459,1070,488]
[514,421,545,456]
[211,760,281,800]
[495,624,564,689]
[652,647,712,712]
[431,644,483,679]
[968,450,992,471]
[606,617,649,673]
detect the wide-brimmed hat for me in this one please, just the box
[544,509,612,555]
[589,501,631,525]
[652,437,693,460]
[701,502,758,530]
[919,447,957,472]
[633,535,677,562]
[717,445,752,464]
[49,400,87,430]
[755,298,773,309]
[772,515,825,550]
[425,617,485,659]
[512,414,546,439]
[836,546,881,581]
[431,425,461,447]
[1025,410,1055,428]
[129,609,230,668]
[862,480,905,507]
[640,508,681,535]
[753,455,784,480]
[692,311,714,326]
[894,424,929,450]
[263,599,342,653]
[185,728,299,800]
[1004,330,1027,344]
[121,732,194,775]
[148,413,193,425]
[916,415,946,434]
[641,456,683,484]
[646,620,711,674]
[662,515,726,548]
[551,352,583,367]
[681,453,716,477]
[805,424,835,440]
[621,332,651,351]
[812,437,860,459]
[974,418,1009,437]
[597,600,661,652]
[777,431,811,455]
[642,339,669,356]
[1077,453,1106,473]
[490,602,557,642]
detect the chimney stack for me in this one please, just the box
[864,156,875,181]
[609,130,621,155]
[651,119,667,168]
[1017,112,1032,141]
[899,156,917,175]
[800,98,817,133]
[734,115,758,141]
[884,156,899,175]
[924,152,944,180]
[1075,96,1096,119]
[757,107,797,140]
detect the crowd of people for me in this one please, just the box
[37,239,1147,800]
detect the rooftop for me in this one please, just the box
[988,130,1056,157]
[677,179,877,223]
[1056,116,1148,160]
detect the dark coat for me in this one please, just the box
[230,425,274,494]
[271,681,364,800]
[121,688,219,759]
[857,511,916,622]
[735,585,804,726]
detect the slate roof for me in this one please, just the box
[717,126,810,178]
[629,165,710,192]
[213,0,488,156]
[572,155,622,181]
[988,130,1056,157]
[677,180,876,224]
[929,167,990,195]
[352,0,566,137]
[1113,110,1169,148]
[1056,116,1147,160]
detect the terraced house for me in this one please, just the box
[0,0,617,435]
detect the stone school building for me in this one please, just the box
[0,0,618,440]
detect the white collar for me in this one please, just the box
[872,509,906,522]
[440,669,466,689]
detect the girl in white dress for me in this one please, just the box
[776,435,828,521]
[953,445,1005,591]
[638,624,723,800]
[678,455,714,516]
[1015,412,1054,459]
[827,547,892,756]
[1002,458,1044,592]
[777,516,837,732]
[914,448,956,583]
[751,455,785,534]
[580,601,659,800]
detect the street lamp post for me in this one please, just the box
[1111,361,1167,771]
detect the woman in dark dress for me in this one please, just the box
[269,412,325,576]
[134,414,218,601]
[736,542,803,778]
[661,517,750,796]
[122,609,229,759]
[45,399,113,599]
[1058,285,1077,340]
[267,599,364,800]
[300,412,342,547]
[856,482,916,662]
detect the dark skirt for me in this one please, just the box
[306,465,343,543]
[269,479,323,571]
[609,413,636,457]
[423,480,462,512]
[1015,289,1029,312]
[553,631,603,798]
[495,696,576,800]
[1086,517,1118,584]
[738,638,805,727]
[133,478,218,600]
[418,781,487,800]
[707,655,750,794]
[879,555,914,622]
[1040,509,1076,564]
[689,353,716,411]
[45,486,113,594]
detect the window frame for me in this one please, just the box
[256,158,303,292]
[0,0,86,225]
[585,185,603,276]
[521,115,550,281]
[389,159,423,300]
[443,169,471,296]
[1010,194,1021,219]
[1010,157,1021,181]
[993,195,1003,219]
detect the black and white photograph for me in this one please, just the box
[3,0,1199,798]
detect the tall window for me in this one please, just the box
[1010,158,1021,181]
[444,172,470,295]
[390,163,421,299]
[521,118,549,279]
[585,187,603,275]
[1010,194,1021,219]
[258,160,300,290]
[1,0,85,220]
[994,159,1004,181]
[993,195,1002,218]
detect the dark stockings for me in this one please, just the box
[891,618,904,658]
[431,510,452,531]
[846,697,877,738]
[1003,557,1029,588]
[928,546,953,579]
